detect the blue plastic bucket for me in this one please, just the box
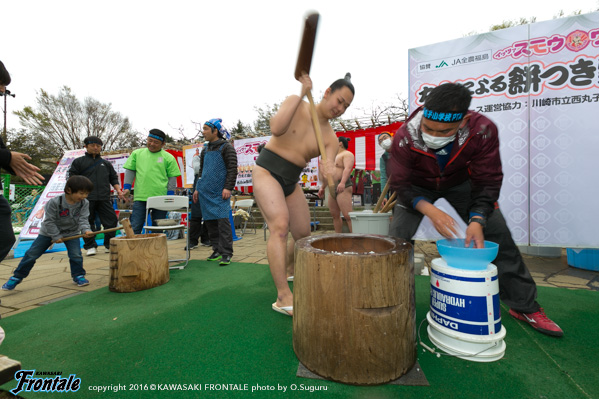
[436,239,498,270]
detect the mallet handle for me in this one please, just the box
[306,91,337,200]
[374,180,391,213]
[120,218,135,238]
[61,226,122,242]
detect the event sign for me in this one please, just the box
[409,12,599,247]
[233,137,320,189]
[182,144,204,188]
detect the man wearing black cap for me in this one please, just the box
[122,129,181,234]
[388,82,563,337]
[68,136,123,255]
[0,60,45,263]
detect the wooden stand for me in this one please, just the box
[293,233,416,385]
[109,233,169,293]
[0,355,21,386]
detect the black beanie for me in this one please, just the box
[83,136,103,146]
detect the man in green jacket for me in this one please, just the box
[122,129,181,234]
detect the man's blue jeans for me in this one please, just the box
[130,201,167,234]
[14,234,85,279]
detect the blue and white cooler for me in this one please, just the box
[426,240,506,362]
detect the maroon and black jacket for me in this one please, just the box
[388,106,503,219]
[0,137,16,189]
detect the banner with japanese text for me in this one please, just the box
[233,137,320,190]
[408,12,599,247]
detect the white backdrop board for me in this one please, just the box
[408,12,599,247]
[233,137,320,189]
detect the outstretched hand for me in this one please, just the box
[122,189,132,202]
[9,152,44,186]
[430,210,460,239]
[318,158,335,184]
[465,222,485,248]
[415,201,459,239]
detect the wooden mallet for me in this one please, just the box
[60,218,136,242]
[295,11,337,200]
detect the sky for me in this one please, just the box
[3,0,599,140]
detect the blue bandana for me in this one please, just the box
[422,107,466,123]
[148,128,166,142]
[148,133,164,142]
[205,118,222,131]
[205,118,231,140]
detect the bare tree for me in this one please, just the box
[331,94,408,132]
[246,95,407,136]
[6,127,61,175]
[15,86,142,151]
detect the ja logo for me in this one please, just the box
[435,60,449,68]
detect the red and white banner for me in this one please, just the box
[335,122,403,171]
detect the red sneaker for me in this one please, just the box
[509,308,563,337]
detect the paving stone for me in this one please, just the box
[1,286,77,308]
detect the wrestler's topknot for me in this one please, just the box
[330,72,355,95]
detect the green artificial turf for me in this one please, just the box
[0,260,597,399]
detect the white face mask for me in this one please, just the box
[422,132,456,150]
[380,138,392,150]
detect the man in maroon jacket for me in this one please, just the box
[388,83,562,337]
